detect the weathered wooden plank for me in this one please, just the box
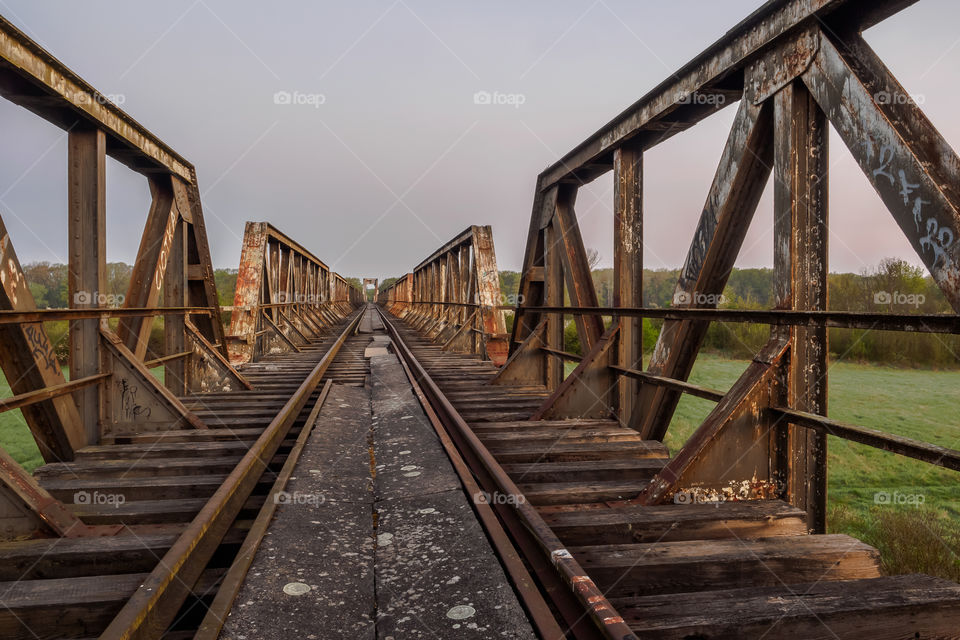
[574,534,880,596]
[543,500,807,545]
[615,574,960,639]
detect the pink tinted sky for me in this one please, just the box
[0,0,956,279]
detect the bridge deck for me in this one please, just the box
[220,309,536,639]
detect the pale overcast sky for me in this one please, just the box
[0,1,957,281]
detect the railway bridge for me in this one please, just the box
[0,1,959,638]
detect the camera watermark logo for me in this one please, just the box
[74,490,125,507]
[78,93,126,106]
[275,291,324,304]
[873,290,924,308]
[473,490,526,506]
[874,91,924,106]
[473,90,526,109]
[273,90,326,108]
[473,292,525,306]
[73,290,125,306]
[874,490,925,507]
[274,490,325,507]
[673,291,726,306]
[678,91,726,106]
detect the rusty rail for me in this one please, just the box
[378,307,630,639]
[100,306,364,640]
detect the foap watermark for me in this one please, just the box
[874,490,925,508]
[78,92,126,106]
[275,291,324,304]
[473,490,526,506]
[677,91,726,106]
[474,292,525,306]
[273,90,326,108]
[673,291,726,306]
[73,291,125,306]
[274,490,325,507]
[873,290,925,308]
[74,490,125,507]
[473,90,526,108]
[874,90,925,106]
[672,490,721,506]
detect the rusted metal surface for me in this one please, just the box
[500,0,957,537]
[0,17,193,180]
[634,94,773,442]
[0,18,258,548]
[228,222,362,364]
[0,446,122,539]
[637,336,791,507]
[772,79,829,532]
[535,0,916,190]
[379,225,509,365]
[0,215,86,462]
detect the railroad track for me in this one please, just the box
[377,306,960,639]
[0,305,369,640]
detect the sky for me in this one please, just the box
[0,0,957,282]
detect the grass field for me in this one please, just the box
[0,366,164,473]
[563,353,960,579]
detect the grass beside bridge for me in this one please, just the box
[664,354,960,581]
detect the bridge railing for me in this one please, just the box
[227,221,363,364]
[0,17,266,538]
[379,225,509,365]
[497,0,960,532]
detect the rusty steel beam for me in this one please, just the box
[227,222,361,364]
[773,79,829,533]
[638,335,791,506]
[614,144,643,425]
[0,214,87,461]
[67,128,107,445]
[536,0,918,191]
[801,30,960,311]
[633,95,773,441]
[381,226,509,365]
[118,177,177,359]
[0,16,193,180]
[0,446,122,539]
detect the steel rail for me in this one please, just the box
[377,307,632,640]
[194,379,335,639]
[381,311,566,639]
[100,307,364,640]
